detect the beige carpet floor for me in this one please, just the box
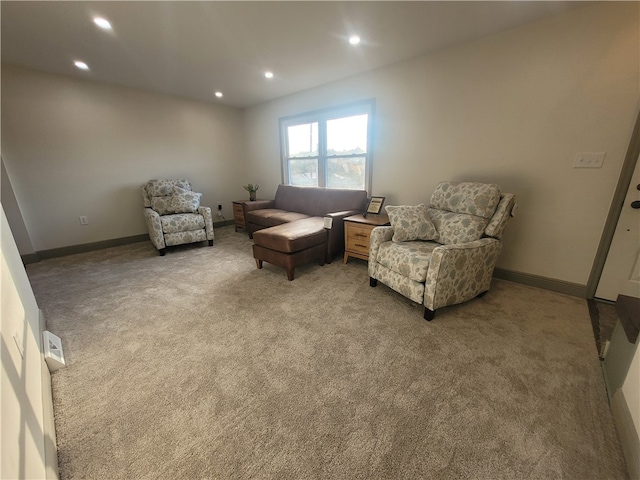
[27,226,628,479]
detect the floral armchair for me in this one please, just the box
[141,179,214,256]
[369,181,516,321]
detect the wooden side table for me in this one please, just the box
[343,213,390,264]
[232,200,248,232]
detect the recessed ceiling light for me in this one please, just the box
[214,91,223,98]
[74,61,89,70]
[264,71,274,79]
[93,17,112,30]
[349,35,361,45]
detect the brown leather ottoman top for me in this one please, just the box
[252,217,326,253]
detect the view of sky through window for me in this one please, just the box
[327,114,368,154]
[288,123,318,157]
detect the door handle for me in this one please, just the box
[631,200,640,209]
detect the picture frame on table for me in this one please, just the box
[363,196,385,217]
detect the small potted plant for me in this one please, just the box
[243,183,259,201]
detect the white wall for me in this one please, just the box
[1,65,246,252]
[622,345,639,436]
[1,205,57,479]
[1,158,35,256]
[244,2,639,286]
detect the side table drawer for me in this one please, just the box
[343,213,390,264]
[346,224,373,255]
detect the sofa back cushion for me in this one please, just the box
[274,185,366,216]
[428,182,501,245]
[319,188,367,216]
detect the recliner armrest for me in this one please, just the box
[424,238,502,311]
[198,206,214,240]
[369,226,394,259]
[143,207,165,250]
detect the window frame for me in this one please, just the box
[279,99,375,193]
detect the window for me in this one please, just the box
[280,100,374,191]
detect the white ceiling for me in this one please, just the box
[1,1,589,108]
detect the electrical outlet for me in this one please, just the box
[79,216,89,225]
[573,152,605,168]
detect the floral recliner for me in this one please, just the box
[141,179,214,255]
[369,181,516,321]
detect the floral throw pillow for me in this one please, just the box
[169,186,202,214]
[386,203,439,243]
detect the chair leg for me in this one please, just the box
[208,240,213,246]
[255,259,263,269]
[423,308,435,321]
[159,248,166,256]
[370,277,378,287]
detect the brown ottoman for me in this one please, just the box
[252,217,327,280]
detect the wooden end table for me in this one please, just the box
[232,199,266,231]
[343,213,390,264]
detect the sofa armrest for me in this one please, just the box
[324,210,362,261]
[143,207,165,250]
[243,200,275,214]
[424,238,502,311]
[325,209,361,220]
[198,206,214,241]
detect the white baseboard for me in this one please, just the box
[611,388,640,480]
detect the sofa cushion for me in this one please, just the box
[266,211,312,226]
[386,204,439,243]
[253,217,326,253]
[161,213,205,234]
[246,209,294,228]
[272,184,367,217]
[169,186,202,214]
[377,240,439,283]
[273,185,326,216]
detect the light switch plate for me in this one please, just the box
[574,152,605,168]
